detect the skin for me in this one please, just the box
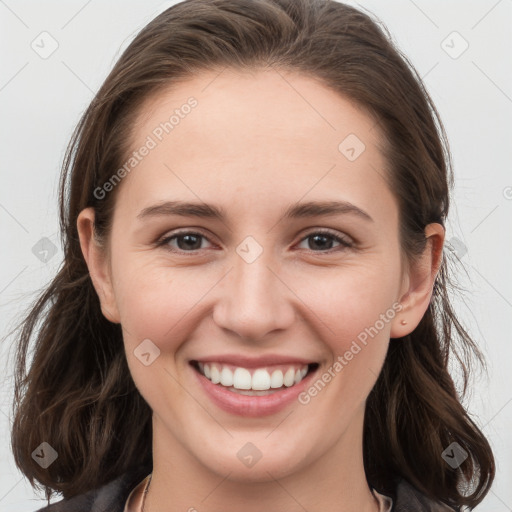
[77,67,444,512]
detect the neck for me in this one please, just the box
[144,413,379,512]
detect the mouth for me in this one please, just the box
[190,360,319,396]
[189,358,320,416]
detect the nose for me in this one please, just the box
[212,253,297,342]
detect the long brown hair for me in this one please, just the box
[10,0,494,508]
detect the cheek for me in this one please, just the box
[112,260,219,348]
[294,262,401,346]
[113,263,203,406]
[296,270,399,412]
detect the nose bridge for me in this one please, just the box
[213,244,295,340]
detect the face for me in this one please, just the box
[79,68,441,483]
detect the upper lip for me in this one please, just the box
[190,354,317,368]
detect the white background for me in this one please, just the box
[0,1,511,510]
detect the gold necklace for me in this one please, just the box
[141,473,152,512]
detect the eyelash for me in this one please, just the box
[155,229,354,255]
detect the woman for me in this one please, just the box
[11,0,495,511]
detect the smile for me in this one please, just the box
[194,361,315,395]
[190,359,319,416]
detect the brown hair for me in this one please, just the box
[10,0,494,509]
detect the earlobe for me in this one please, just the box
[77,207,121,324]
[390,223,445,338]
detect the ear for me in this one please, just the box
[77,207,121,324]
[390,223,445,338]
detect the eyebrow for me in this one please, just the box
[137,200,374,222]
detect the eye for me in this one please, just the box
[157,231,214,253]
[296,230,354,253]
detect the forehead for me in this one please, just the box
[133,67,383,160]
[118,68,394,223]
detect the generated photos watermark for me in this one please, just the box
[93,96,198,200]
[298,301,403,405]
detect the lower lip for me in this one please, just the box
[192,364,317,417]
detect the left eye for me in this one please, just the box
[157,230,353,253]
[297,231,353,252]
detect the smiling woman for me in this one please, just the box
[11,1,495,512]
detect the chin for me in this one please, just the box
[191,438,312,483]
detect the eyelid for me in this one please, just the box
[300,227,354,245]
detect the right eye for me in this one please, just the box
[157,231,215,253]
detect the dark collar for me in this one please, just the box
[34,464,459,512]
[34,463,152,512]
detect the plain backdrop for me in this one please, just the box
[1,1,511,510]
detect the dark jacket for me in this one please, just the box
[33,463,459,512]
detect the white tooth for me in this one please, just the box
[210,365,221,384]
[270,370,284,388]
[233,367,252,389]
[220,366,234,387]
[283,368,295,387]
[204,364,211,379]
[300,366,308,379]
[252,369,271,390]
[294,369,302,385]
